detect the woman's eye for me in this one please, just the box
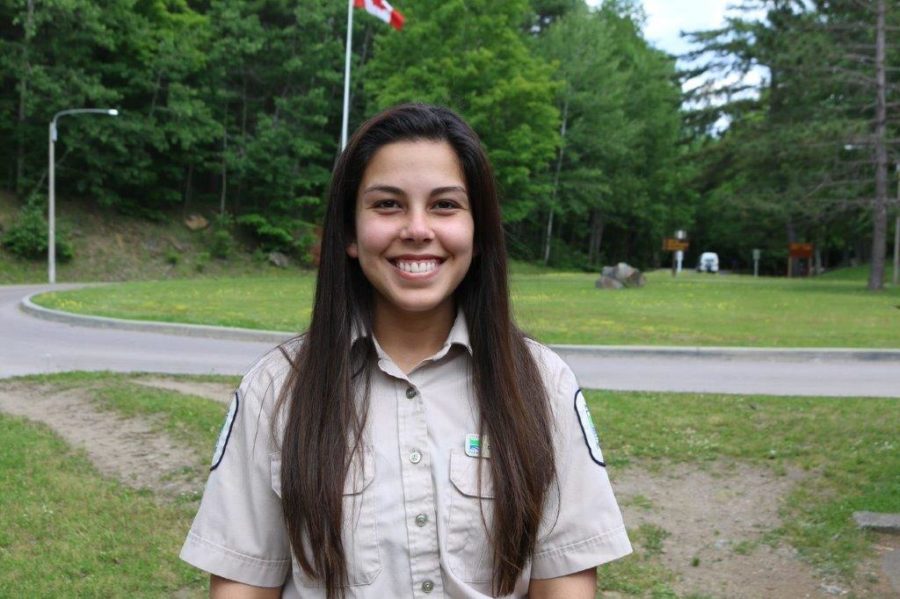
[433,199,459,210]
[373,199,400,210]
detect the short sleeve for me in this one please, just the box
[530,348,632,579]
[179,357,292,587]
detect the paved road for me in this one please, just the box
[0,284,277,379]
[2,284,898,397]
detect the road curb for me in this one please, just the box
[20,292,900,361]
[551,344,900,362]
[20,293,294,344]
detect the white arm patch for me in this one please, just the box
[210,392,239,470]
[574,389,605,467]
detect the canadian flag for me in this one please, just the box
[354,0,405,30]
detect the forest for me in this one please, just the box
[0,0,897,288]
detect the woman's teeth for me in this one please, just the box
[396,260,437,274]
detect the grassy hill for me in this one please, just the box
[0,190,302,284]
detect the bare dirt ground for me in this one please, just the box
[0,383,203,498]
[132,377,235,404]
[611,462,898,598]
[1,379,896,597]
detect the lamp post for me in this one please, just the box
[893,162,899,286]
[48,108,118,284]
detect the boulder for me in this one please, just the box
[595,262,646,289]
[268,251,291,268]
[184,214,209,231]
[595,275,624,289]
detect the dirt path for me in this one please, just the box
[132,377,235,404]
[611,461,897,598]
[0,384,203,498]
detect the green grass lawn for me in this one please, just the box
[31,266,900,347]
[1,372,896,596]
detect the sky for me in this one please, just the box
[587,0,769,95]
[640,0,748,57]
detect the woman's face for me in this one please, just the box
[347,140,475,321]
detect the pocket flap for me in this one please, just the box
[269,453,282,498]
[449,449,494,498]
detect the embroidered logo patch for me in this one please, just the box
[210,392,239,471]
[465,433,491,458]
[574,389,605,467]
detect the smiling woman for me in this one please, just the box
[348,140,474,367]
[180,104,632,599]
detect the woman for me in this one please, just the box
[181,104,631,598]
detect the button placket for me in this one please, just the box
[395,379,443,597]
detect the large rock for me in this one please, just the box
[184,214,209,231]
[595,276,624,289]
[268,251,291,268]
[595,262,646,289]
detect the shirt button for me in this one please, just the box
[415,513,428,527]
[421,580,434,593]
[406,386,417,399]
[409,450,422,464]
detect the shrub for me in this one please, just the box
[236,214,295,253]
[209,229,233,260]
[2,207,73,262]
[164,248,180,265]
[195,251,210,272]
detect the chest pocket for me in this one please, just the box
[270,449,382,587]
[446,449,495,583]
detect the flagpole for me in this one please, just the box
[340,0,354,151]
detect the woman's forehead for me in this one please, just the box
[359,140,466,193]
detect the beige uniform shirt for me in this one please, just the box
[181,313,632,597]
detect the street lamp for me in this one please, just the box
[48,108,119,284]
[894,162,899,286]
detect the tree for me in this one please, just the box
[684,0,898,286]
[365,0,560,224]
[534,2,687,268]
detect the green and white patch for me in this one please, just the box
[574,389,605,467]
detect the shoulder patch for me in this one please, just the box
[210,392,239,471]
[574,389,605,467]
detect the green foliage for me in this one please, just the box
[683,0,900,280]
[2,207,73,262]
[365,0,560,222]
[164,248,180,266]
[208,229,233,260]
[236,213,295,253]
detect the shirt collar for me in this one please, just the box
[351,308,473,359]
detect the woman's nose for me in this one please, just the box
[401,209,434,242]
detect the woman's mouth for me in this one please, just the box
[392,258,441,274]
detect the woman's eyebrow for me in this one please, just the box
[430,186,467,196]
[361,184,405,195]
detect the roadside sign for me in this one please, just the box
[789,243,813,258]
[663,238,690,252]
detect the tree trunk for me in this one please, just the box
[15,0,35,195]
[220,119,228,216]
[588,209,604,266]
[184,163,193,208]
[544,97,568,265]
[868,0,887,291]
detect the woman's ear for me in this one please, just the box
[346,241,358,259]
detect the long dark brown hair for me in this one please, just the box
[276,104,555,598]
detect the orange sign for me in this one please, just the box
[789,243,813,258]
[663,238,690,252]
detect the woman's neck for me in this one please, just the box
[372,300,456,374]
